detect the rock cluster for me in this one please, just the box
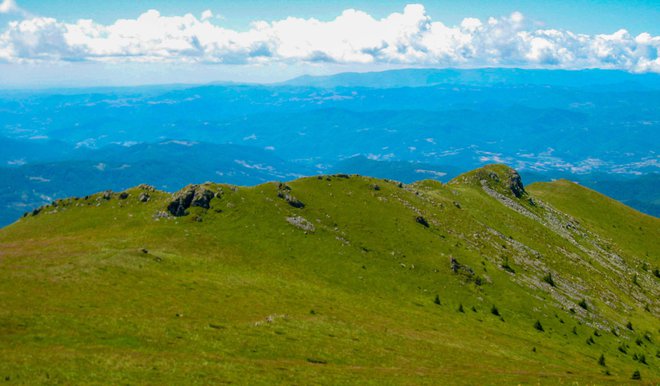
[277,183,305,208]
[167,185,217,217]
[286,216,315,232]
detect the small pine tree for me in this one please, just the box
[586,336,595,345]
[471,305,477,313]
[434,294,441,305]
[572,326,578,335]
[578,299,588,310]
[534,320,544,332]
[542,272,555,287]
[631,370,641,380]
[458,303,464,313]
[598,354,606,366]
[627,321,634,330]
[491,305,500,316]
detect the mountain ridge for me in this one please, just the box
[1,164,657,383]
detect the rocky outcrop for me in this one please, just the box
[286,216,315,232]
[449,164,528,199]
[277,183,305,208]
[167,185,217,217]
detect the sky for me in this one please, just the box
[0,0,659,87]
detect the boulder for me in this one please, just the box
[138,193,151,202]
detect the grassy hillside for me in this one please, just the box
[0,165,658,384]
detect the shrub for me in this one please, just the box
[458,303,464,313]
[501,257,515,273]
[618,344,628,354]
[631,370,641,380]
[471,306,477,313]
[572,326,578,335]
[586,336,595,345]
[598,354,606,366]
[491,305,500,316]
[534,320,544,332]
[542,272,556,287]
[593,329,601,337]
[627,321,634,330]
[578,299,588,310]
[434,294,441,305]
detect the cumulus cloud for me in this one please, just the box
[0,0,19,13]
[0,3,658,72]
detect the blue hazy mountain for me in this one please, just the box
[1,68,658,225]
[284,68,660,89]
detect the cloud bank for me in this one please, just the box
[1,4,659,72]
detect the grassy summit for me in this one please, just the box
[0,164,658,384]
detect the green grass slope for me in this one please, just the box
[0,165,658,384]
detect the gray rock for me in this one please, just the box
[167,185,216,216]
[138,193,151,202]
[286,216,315,232]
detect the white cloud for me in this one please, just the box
[0,0,19,13]
[0,4,659,72]
[201,10,213,22]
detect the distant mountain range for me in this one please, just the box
[284,68,660,89]
[0,68,658,225]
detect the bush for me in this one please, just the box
[631,370,641,380]
[598,354,606,366]
[534,320,544,332]
[593,329,601,337]
[458,303,464,313]
[491,305,500,316]
[434,294,441,305]
[501,257,515,273]
[618,344,628,354]
[578,299,588,310]
[542,272,556,287]
[627,321,634,330]
[586,336,595,345]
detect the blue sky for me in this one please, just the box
[0,0,659,87]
